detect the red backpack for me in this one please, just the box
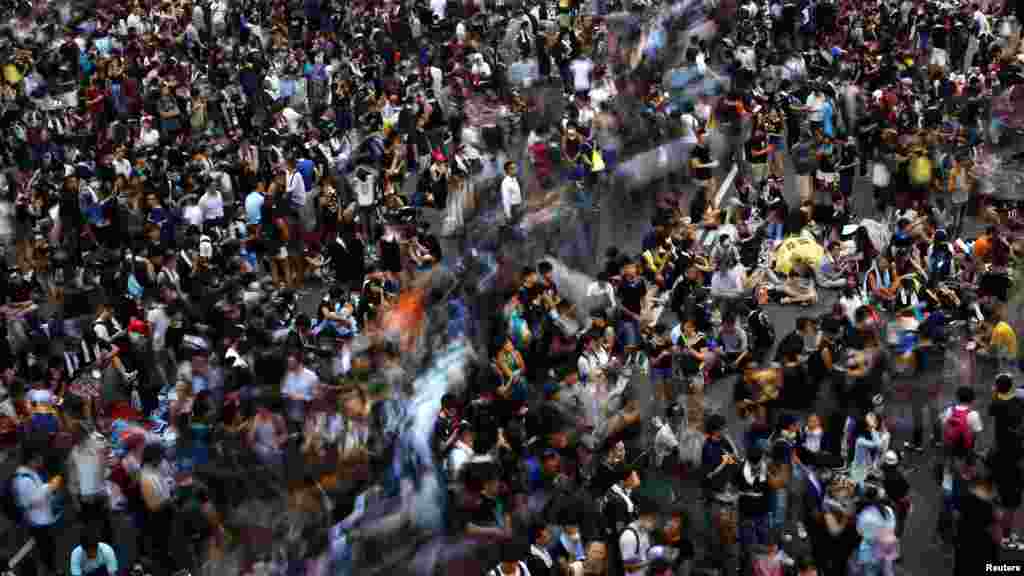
[943,406,975,453]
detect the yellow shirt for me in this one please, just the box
[991,321,1019,359]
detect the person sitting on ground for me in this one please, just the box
[815,242,850,289]
[781,261,818,306]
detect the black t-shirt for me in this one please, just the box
[617,277,647,316]
[882,467,910,502]
[746,134,768,165]
[932,23,948,50]
[470,493,504,528]
[958,491,1000,559]
[781,363,811,411]
[692,144,712,181]
[989,396,1024,456]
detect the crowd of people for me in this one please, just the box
[0,0,1023,574]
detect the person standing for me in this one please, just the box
[139,443,175,575]
[989,373,1024,546]
[501,161,524,228]
[13,436,65,576]
[956,467,1001,576]
[282,350,320,436]
[69,530,118,576]
[66,417,114,548]
[737,444,771,571]
[700,415,741,576]
[618,495,658,576]
[285,156,308,288]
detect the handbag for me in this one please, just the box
[591,148,606,172]
[872,162,890,188]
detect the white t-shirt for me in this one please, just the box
[570,58,594,92]
[112,157,131,179]
[940,405,984,435]
[431,0,446,19]
[805,93,825,122]
[283,367,318,401]
[974,10,991,35]
[200,190,225,222]
[287,170,307,209]
[735,46,756,71]
[281,107,302,134]
[139,126,160,147]
[619,524,651,576]
[501,175,522,220]
[680,113,698,144]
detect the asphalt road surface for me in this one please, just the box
[0,121,1013,576]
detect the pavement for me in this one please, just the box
[1,85,1020,576]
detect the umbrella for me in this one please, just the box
[773,232,825,274]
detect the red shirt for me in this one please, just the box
[86,86,105,115]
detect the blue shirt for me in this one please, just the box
[297,159,316,191]
[821,100,835,138]
[245,191,265,225]
[70,542,118,576]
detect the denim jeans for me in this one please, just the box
[769,489,787,530]
[618,316,641,349]
[740,514,770,557]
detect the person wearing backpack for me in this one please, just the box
[601,465,641,541]
[9,435,65,576]
[617,494,657,576]
[937,386,984,545]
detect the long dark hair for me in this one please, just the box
[855,485,893,519]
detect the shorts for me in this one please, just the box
[767,135,785,151]
[750,163,769,182]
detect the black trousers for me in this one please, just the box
[26,522,60,576]
[78,494,114,546]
